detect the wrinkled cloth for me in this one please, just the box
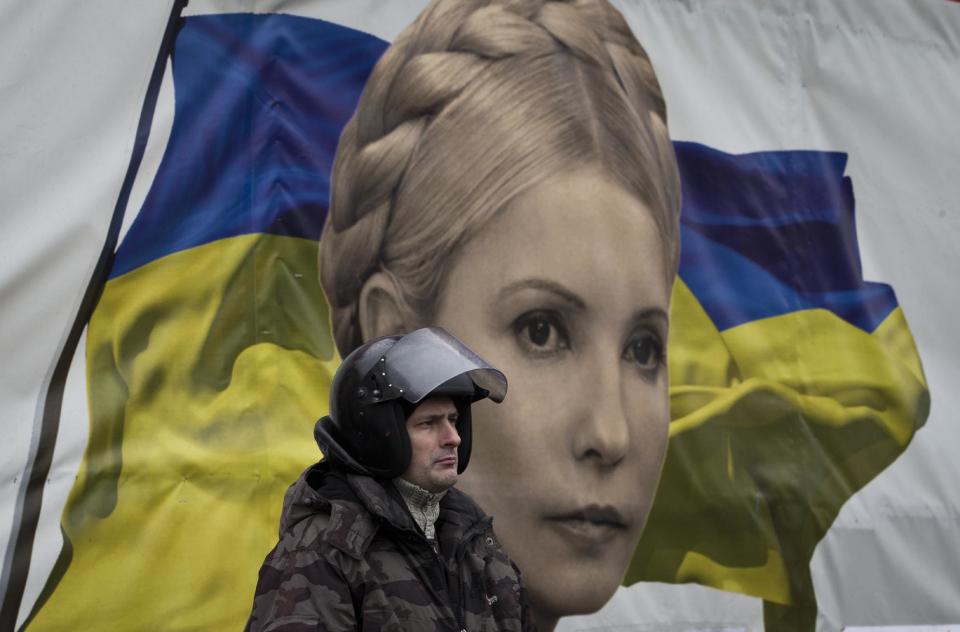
[245,420,534,632]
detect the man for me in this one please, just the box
[245,327,534,631]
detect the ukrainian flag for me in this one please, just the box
[23,12,928,632]
[628,143,929,627]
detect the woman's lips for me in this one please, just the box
[543,505,630,546]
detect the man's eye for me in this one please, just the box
[513,311,569,354]
[625,334,664,372]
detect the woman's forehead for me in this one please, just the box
[438,170,671,315]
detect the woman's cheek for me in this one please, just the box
[624,377,670,482]
[464,365,567,497]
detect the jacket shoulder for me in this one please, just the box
[280,498,379,561]
[441,486,488,524]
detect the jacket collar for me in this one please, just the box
[282,418,492,559]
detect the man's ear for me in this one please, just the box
[358,271,411,341]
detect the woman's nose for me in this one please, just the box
[571,363,630,467]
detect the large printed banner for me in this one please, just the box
[2,1,958,631]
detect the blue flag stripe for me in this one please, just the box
[111,13,388,279]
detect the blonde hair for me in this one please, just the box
[319,0,681,355]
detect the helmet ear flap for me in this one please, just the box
[391,401,413,478]
[358,399,411,479]
[454,398,472,474]
[335,366,413,478]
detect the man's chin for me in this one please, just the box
[427,470,458,493]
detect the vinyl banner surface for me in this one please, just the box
[2,1,958,631]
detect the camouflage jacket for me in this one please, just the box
[245,431,535,632]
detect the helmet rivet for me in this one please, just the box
[372,389,381,399]
[380,357,385,363]
[357,388,366,399]
[381,372,386,376]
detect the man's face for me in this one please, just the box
[400,396,462,493]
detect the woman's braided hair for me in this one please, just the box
[319,0,681,355]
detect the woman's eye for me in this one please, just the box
[625,334,664,371]
[513,311,569,354]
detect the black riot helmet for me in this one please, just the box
[319,327,507,479]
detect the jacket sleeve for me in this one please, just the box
[245,546,359,632]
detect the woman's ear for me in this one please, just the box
[358,271,410,341]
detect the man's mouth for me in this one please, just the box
[434,454,457,467]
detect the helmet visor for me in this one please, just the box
[373,327,507,404]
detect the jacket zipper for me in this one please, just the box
[400,512,492,631]
[426,541,466,631]
[449,516,493,632]
[399,527,462,631]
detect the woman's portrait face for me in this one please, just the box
[431,168,671,620]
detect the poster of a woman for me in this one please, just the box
[3,1,952,631]
[318,1,680,629]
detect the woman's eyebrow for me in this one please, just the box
[630,307,669,328]
[496,278,586,310]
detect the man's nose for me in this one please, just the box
[441,419,461,447]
